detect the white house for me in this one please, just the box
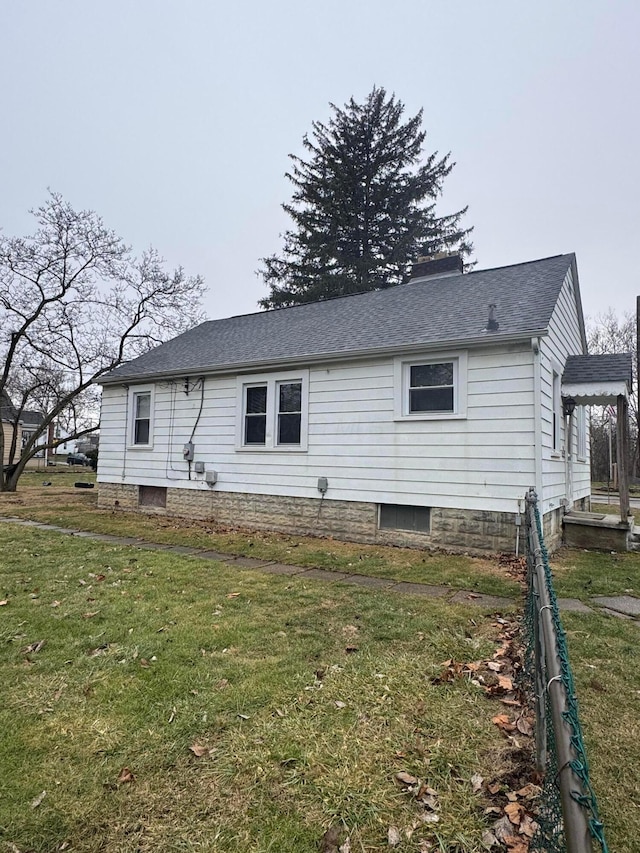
[96,253,632,554]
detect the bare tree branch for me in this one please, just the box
[1,191,206,491]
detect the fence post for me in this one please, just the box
[526,489,547,773]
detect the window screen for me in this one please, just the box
[245,385,267,444]
[277,382,302,444]
[409,363,454,413]
[138,485,167,508]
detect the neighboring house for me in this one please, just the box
[20,409,46,458]
[1,394,47,466]
[76,434,99,455]
[0,392,21,467]
[96,253,631,554]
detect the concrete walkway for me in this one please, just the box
[2,515,638,620]
[0,515,512,609]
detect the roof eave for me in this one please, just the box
[97,329,549,386]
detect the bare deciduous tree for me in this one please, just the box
[587,309,638,481]
[0,192,206,491]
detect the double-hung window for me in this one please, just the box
[394,353,467,420]
[129,386,154,448]
[409,362,455,413]
[237,371,308,450]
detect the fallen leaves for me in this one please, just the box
[30,790,46,809]
[395,771,418,786]
[87,643,111,657]
[189,743,211,758]
[394,771,441,840]
[492,713,516,733]
[504,801,524,825]
[117,767,135,784]
[470,772,484,793]
[319,825,350,853]
[429,610,542,852]
[498,675,514,691]
[387,826,401,847]
[23,640,45,654]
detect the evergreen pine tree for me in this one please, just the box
[259,87,473,309]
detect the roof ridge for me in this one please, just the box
[463,253,573,278]
[210,253,575,324]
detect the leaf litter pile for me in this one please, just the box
[427,610,541,853]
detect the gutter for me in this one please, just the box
[97,329,550,387]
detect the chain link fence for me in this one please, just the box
[522,488,609,853]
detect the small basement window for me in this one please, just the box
[138,485,167,508]
[379,504,431,533]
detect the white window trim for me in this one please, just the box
[235,369,309,451]
[393,352,468,420]
[127,385,155,450]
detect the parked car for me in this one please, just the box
[66,452,91,466]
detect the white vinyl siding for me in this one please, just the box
[98,343,536,515]
[539,266,590,512]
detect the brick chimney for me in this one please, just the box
[410,252,463,280]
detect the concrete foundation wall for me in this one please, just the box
[98,482,527,554]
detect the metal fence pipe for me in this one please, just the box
[527,495,593,853]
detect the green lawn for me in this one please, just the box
[0,523,513,853]
[550,546,639,600]
[561,611,640,853]
[0,474,521,598]
[1,476,638,851]
[591,500,640,525]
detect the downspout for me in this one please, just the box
[122,385,129,482]
[532,338,543,500]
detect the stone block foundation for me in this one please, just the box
[97,482,543,555]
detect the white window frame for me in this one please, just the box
[128,385,155,449]
[393,352,467,420]
[235,369,309,451]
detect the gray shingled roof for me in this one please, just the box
[21,410,45,428]
[563,354,633,386]
[0,391,17,423]
[101,254,578,384]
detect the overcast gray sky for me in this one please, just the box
[1,0,638,325]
